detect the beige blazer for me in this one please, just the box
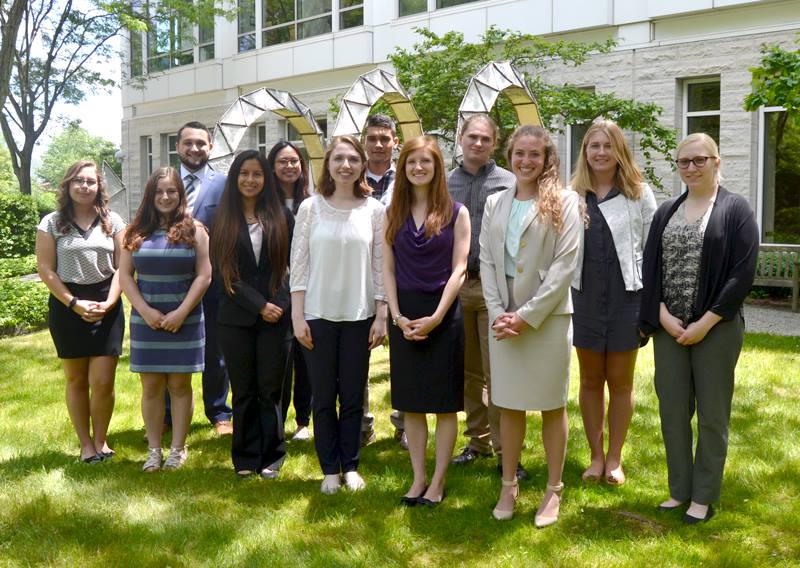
[479,187,581,330]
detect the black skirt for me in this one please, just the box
[48,278,124,359]
[389,289,464,414]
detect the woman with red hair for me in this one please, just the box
[384,136,470,507]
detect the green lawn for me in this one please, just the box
[0,327,798,567]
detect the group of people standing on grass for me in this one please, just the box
[36,110,758,527]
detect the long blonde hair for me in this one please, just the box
[570,119,644,200]
[505,125,565,232]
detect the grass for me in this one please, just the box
[0,325,798,567]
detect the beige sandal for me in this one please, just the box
[534,482,564,528]
[492,478,519,521]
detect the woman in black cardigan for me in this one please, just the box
[211,150,294,478]
[639,133,758,524]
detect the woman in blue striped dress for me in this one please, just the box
[120,167,212,472]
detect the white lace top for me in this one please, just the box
[290,194,386,321]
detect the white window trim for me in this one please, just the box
[682,77,720,138]
[756,105,786,241]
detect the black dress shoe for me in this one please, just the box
[451,447,490,465]
[683,504,715,525]
[497,461,529,481]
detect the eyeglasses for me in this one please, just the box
[71,177,98,187]
[276,158,300,167]
[675,156,713,169]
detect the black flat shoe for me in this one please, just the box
[683,504,715,525]
[400,486,428,507]
[81,454,103,464]
[418,491,446,508]
[99,450,116,461]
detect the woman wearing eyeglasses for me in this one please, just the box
[639,133,758,524]
[36,161,125,463]
[267,140,313,442]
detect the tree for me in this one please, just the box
[383,27,676,189]
[1,0,231,195]
[0,0,26,110]
[36,121,120,189]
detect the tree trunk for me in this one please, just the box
[0,0,27,110]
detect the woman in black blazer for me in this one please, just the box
[211,150,294,478]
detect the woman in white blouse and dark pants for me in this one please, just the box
[290,135,387,494]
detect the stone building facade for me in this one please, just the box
[121,0,800,242]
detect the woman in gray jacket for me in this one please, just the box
[570,119,657,485]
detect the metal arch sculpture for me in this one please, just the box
[454,61,543,160]
[208,88,326,179]
[331,68,423,141]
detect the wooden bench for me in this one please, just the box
[754,244,800,312]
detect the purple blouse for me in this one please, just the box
[394,202,463,293]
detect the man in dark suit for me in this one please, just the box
[175,121,233,435]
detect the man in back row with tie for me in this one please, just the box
[173,121,233,435]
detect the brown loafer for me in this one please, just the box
[214,420,233,436]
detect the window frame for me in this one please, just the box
[682,77,721,145]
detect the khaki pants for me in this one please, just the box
[460,277,501,455]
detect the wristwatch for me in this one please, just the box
[392,313,404,326]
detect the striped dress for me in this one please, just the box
[130,230,205,373]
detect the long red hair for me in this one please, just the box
[384,136,453,246]
[124,167,196,251]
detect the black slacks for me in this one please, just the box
[218,319,289,472]
[281,338,312,428]
[302,318,372,475]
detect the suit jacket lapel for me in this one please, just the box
[238,219,258,270]
[519,198,540,234]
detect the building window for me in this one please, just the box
[683,78,720,147]
[199,21,215,61]
[129,30,143,77]
[239,0,257,52]
[436,0,481,8]
[147,14,195,71]
[140,136,153,179]
[399,0,427,16]
[262,0,336,47]
[567,122,591,176]
[160,134,180,169]
[258,125,268,156]
[339,0,363,29]
[760,109,800,244]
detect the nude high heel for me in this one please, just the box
[492,478,519,521]
[534,482,564,528]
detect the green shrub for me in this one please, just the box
[34,190,57,218]
[0,255,37,278]
[0,192,38,258]
[0,278,49,335]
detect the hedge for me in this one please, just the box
[0,278,49,335]
[0,255,38,279]
[0,192,38,258]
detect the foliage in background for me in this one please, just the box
[0,0,231,196]
[37,121,121,189]
[0,191,37,257]
[0,278,48,335]
[360,27,677,189]
[744,35,800,114]
[0,255,37,279]
[0,142,15,191]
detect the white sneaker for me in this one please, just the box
[292,425,311,441]
[321,474,341,494]
[163,446,187,470]
[343,471,366,491]
[142,447,162,472]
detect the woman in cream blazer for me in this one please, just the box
[480,125,581,527]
